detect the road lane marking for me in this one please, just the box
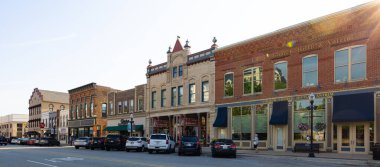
[27,160,58,167]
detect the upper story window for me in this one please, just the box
[179,65,183,77]
[60,105,65,111]
[129,99,134,113]
[274,62,288,90]
[118,101,122,114]
[124,100,128,113]
[224,73,234,97]
[189,84,196,104]
[172,67,178,78]
[101,103,107,117]
[243,67,262,95]
[202,81,209,102]
[335,45,366,83]
[49,104,54,112]
[302,55,318,87]
[138,96,144,111]
[161,89,166,107]
[171,87,177,106]
[90,96,94,116]
[151,91,157,109]
[178,86,183,106]
[109,101,114,115]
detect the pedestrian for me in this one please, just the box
[253,134,259,153]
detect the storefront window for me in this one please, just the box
[232,106,251,140]
[293,98,326,142]
[255,104,268,140]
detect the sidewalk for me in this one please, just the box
[202,147,380,166]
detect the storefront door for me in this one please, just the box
[337,123,369,154]
[273,126,286,151]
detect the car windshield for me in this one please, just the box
[182,136,197,142]
[150,135,166,140]
[128,138,139,141]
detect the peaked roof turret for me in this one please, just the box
[172,36,183,53]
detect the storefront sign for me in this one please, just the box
[328,30,369,46]
[297,43,322,54]
[264,92,333,103]
[68,118,95,128]
[268,50,291,60]
[154,120,169,127]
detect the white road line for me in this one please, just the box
[26,160,58,167]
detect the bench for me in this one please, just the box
[293,143,320,153]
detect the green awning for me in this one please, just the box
[104,125,144,132]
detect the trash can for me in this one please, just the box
[373,143,380,160]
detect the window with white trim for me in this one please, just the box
[335,45,366,83]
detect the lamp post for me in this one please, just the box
[130,113,134,138]
[308,93,316,158]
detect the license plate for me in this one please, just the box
[222,145,228,149]
[186,143,192,147]
[94,141,98,144]
[110,141,114,143]
[155,141,160,144]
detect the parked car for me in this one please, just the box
[34,138,40,146]
[105,135,127,151]
[39,138,60,146]
[11,138,19,144]
[125,137,147,152]
[19,138,30,145]
[147,134,175,154]
[7,137,17,144]
[74,137,91,149]
[90,137,105,150]
[178,136,201,156]
[0,136,7,146]
[26,138,37,145]
[210,139,237,158]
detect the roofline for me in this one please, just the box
[215,0,379,53]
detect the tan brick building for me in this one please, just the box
[213,2,380,154]
[105,84,146,137]
[68,83,116,138]
[146,37,217,144]
[28,88,69,137]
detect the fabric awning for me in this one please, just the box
[213,107,228,127]
[332,93,374,122]
[104,125,144,132]
[269,101,288,125]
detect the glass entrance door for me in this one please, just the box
[338,123,369,154]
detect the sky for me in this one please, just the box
[0,0,374,116]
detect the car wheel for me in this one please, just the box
[85,146,89,149]
[197,151,201,156]
[101,147,105,150]
[141,146,145,152]
[75,146,79,149]
[91,147,94,150]
[178,151,182,156]
[148,150,153,154]
[106,147,110,151]
[126,149,130,152]
[232,154,236,158]
[212,153,216,158]
[172,146,176,153]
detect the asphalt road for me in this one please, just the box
[0,145,371,167]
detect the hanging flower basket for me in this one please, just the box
[297,123,309,131]
[315,122,326,131]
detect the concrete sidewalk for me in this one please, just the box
[202,147,380,166]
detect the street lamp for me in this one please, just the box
[308,93,316,158]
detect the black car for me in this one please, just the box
[39,138,60,146]
[19,138,30,145]
[90,137,105,150]
[0,136,7,146]
[211,139,237,158]
[105,135,127,151]
[178,136,201,156]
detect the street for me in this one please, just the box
[0,145,371,167]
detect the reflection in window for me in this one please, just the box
[178,86,183,105]
[202,81,209,102]
[171,88,177,106]
[161,89,166,107]
[224,73,234,97]
[189,84,196,103]
[303,55,318,87]
[232,106,251,141]
[101,103,107,117]
[243,67,262,94]
[151,91,157,109]
[255,104,268,140]
[138,96,144,111]
[274,62,287,90]
[335,46,366,82]
[293,98,326,142]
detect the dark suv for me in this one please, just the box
[178,136,201,156]
[105,135,127,151]
[90,137,105,150]
[0,136,7,146]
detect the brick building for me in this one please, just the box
[146,37,216,144]
[213,2,380,154]
[0,114,28,138]
[105,84,146,137]
[68,83,116,138]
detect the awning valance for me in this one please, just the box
[104,125,144,132]
[269,101,288,125]
[332,93,374,122]
[213,107,228,127]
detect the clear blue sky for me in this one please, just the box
[0,0,372,116]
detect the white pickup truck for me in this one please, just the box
[147,134,176,154]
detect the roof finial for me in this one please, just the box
[177,36,180,39]
[211,37,218,48]
[167,46,172,54]
[148,59,152,66]
[184,39,191,49]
